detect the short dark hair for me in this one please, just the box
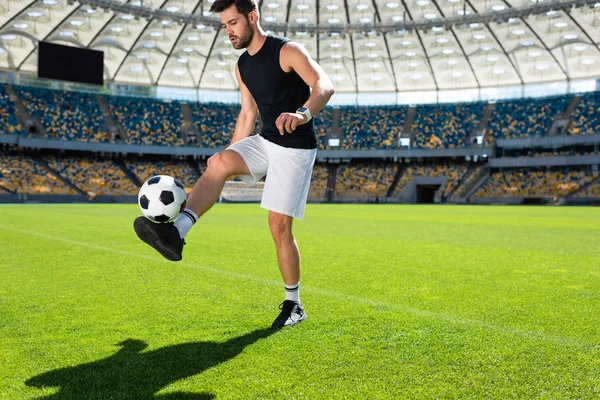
[209,0,258,18]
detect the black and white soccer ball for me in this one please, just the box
[138,175,187,223]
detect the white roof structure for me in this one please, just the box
[0,0,599,92]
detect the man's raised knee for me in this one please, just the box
[206,150,248,178]
[206,151,232,177]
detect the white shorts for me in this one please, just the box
[227,134,317,219]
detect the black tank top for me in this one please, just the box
[237,35,317,149]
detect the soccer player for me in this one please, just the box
[134,0,335,328]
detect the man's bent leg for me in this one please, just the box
[134,150,250,261]
[186,150,251,218]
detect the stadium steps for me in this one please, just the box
[97,95,127,142]
[548,96,582,136]
[6,85,47,138]
[331,108,341,134]
[187,160,203,179]
[32,156,88,196]
[0,184,15,194]
[181,103,200,144]
[386,163,404,198]
[326,164,338,202]
[115,159,142,187]
[447,164,477,200]
[566,175,600,198]
[468,103,495,144]
[402,106,416,143]
[464,166,490,202]
[451,165,489,202]
[563,95,582,118]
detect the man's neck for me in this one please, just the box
[246,30,268,56]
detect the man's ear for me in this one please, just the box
[249,10,258,24]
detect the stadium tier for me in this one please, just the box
[124,159,203,193]
[0,86,25,136]
[334,162,397,200]
[473,168,598,199]
[393,162,469,200]
[485,95,572,143]
[2,148,597,203]
[106,95,184,147]
[569,91,600,137]
[45,156,139,197]
[413,103,486,149]
[190,103,238,148]
[339,106,405,149]
[0,153,77,195]
[573,179,600,198]
[308,164,329,201]
[3,84,600,148]
[17,86,109,143]
[314,107,332,149]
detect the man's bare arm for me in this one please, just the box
[276,42,335,134]
[230,63,259,145]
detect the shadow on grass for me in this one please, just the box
[26,328,277,399]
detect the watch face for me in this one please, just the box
[297,107,307,113]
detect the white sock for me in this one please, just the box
[173,208,198,239]
[285,283,300,303]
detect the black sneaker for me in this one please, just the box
[133,217,185,261]
[271,300,307,328]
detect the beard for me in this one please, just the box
[231,24,254,49]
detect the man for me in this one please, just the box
[134,0,335,328]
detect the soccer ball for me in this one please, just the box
[138,175,187,223]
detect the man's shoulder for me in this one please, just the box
[270,35,291,44]
[237,50,250,68]
[270,35,298,53]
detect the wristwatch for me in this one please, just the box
[296,107,312,122]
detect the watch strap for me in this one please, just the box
[297,107,312,122]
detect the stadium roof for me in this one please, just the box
[0,0,599,92]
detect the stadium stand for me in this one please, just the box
[569,91,600,136]
[6,84,600,149]
[473,168,598,198]
[413,102,485,149]
[189,102,239,148]
[45,156,138,196]
[107,96,184,146]
[334,162,396,200]
[486,95,571,143]
[447,164,486,200]
[0,153,76,195]
[573,179,600,198]
[125,160,203,193]
[339,106,406,149]
[314,107,333,149]
[0,86,24,135]
[396,162,468,197]
[2,82,599,205]
[308,164,329,201]
[17,86,109,143]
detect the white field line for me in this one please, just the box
[2,225,598,350]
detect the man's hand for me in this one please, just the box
[276,112,309,135]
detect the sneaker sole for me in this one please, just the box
[284,313,307,327]
[134,218,182,262]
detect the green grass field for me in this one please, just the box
[1,204,599,399]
